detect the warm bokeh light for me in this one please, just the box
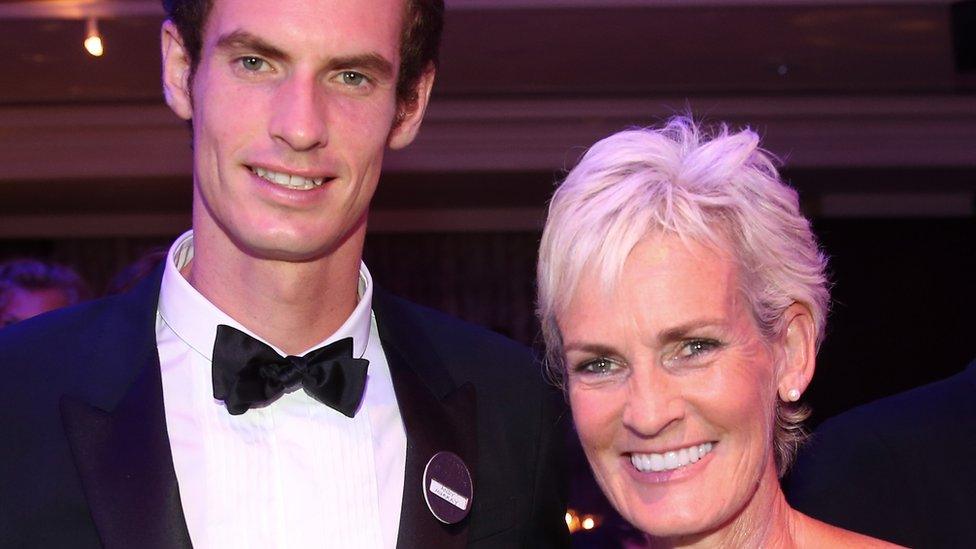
[84,35,103,57]
[85,18,103,57]
[565,509,581,533]
[566,509,603,534]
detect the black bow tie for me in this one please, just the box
[211,325,369,417]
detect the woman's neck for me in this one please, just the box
[646,462,801,549]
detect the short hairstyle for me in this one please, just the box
[161,0,444,109]
[536,116,830,474]
[0,259,90,312]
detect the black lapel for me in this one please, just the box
[59,265,192,549]
[372,289,478,549]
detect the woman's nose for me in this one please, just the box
[621,366,686,437]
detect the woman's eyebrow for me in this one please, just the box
[563,342,618,356]
[656,319,726,345]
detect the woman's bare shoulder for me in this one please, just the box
[796,512,904,548]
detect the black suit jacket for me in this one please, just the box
[785,360,976,549]
[0,266,570,548]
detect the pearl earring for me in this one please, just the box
[786,388,801,402]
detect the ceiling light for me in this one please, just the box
[84,17,103,57]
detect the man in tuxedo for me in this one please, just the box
[786,359,976,548]
[0,0,569,547]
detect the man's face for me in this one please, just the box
[163,0,429,262]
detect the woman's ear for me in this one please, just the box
[777,302,817,402]
[161,20,193,121]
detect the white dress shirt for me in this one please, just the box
[156,231,406,549]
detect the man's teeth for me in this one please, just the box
[630,442,714,473]
[252,167,324,190]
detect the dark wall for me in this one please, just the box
[808,217,975,426]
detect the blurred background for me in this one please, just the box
[2,0,974,543]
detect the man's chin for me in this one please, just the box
[239,240,337,263]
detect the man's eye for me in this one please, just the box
[340,71,367,86]
[239,56,267,72]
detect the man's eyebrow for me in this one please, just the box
[213,31,394,81]
[215,30,288,62]
[326,53,395,80]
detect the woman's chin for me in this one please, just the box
[606,449,736,541]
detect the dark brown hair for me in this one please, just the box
[161,0,444,110]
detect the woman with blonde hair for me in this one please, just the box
[537,117,898,547]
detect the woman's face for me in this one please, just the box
[559,233,783,540]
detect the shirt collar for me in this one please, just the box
[158,230,373,362]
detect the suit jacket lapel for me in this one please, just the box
[373,289,478,549]
[59,265,192,549]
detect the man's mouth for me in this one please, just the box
[630,442,714,473]
[249,166,328,190]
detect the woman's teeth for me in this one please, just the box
[630,442,714,473]
[251,166,324,190]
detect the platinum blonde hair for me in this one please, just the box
[536,116,829,474]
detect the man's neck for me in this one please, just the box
[185,228,365,356]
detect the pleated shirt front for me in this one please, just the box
[156,231,406,549]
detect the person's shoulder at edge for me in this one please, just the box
[785,359,976,546]
[809,358,975,442]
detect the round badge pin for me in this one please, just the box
[422,451,473,524]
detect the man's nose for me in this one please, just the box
[269,74,328,152]
[621,365,686,438]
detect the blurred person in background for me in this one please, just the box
[0,258,90,328]
[103,248,168,296]
[536,117,897,548]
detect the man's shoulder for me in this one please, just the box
[0,263,162,356]
[372,288,535,364]
[0,295,125,359]
[371,288,552,393]
[0,284,158,409]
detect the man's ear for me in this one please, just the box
[776,302,817,402]
[388,64,436,150]
[161,20,193,121]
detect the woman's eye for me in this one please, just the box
[578,358,618,376]
[676,339,720,359]
[340,71,367,86]
[239,56,267,72]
